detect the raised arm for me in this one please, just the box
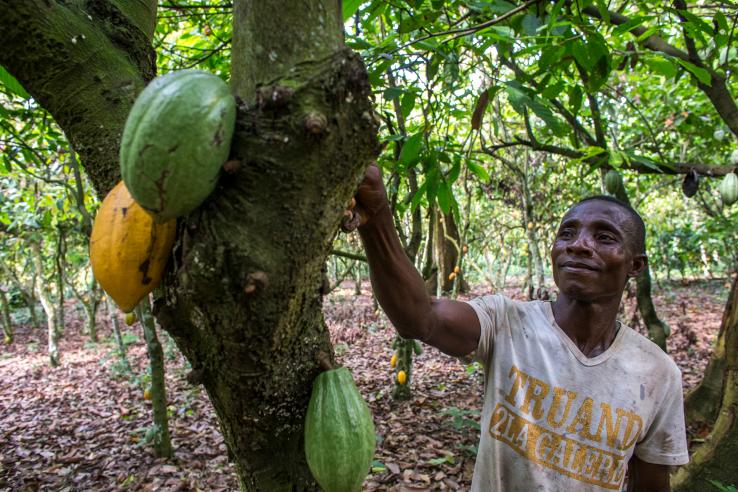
[353,164,480,357]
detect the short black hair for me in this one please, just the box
[572,195,646,255]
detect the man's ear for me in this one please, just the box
[629,254,648,277]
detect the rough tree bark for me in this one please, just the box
[2,1,378,489]
[673,274,738,490]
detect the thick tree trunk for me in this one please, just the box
[673,274,738,490]
[150,3,379,489]
[136,298,172,458]
[685,317,728,425]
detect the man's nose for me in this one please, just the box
[566,234,594,255]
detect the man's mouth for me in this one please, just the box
[561,261,599,271]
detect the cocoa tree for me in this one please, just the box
[1,1,378,489]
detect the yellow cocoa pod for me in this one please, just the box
[448,272,457,281]
[90,181,176,313]
[453,266,460,274]
[397,370,407,385]
[390,353,398,368]
[143,389,152,401]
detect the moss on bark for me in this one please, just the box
[0,0,156,196]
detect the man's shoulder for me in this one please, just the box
[619,324,681,377]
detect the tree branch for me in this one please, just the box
[578,3,738,136]
[0,1,157,196]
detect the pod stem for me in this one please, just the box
[316,351,333,372]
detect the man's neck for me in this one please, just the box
[551,293,621,358]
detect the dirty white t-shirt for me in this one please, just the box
[466,295,689,492]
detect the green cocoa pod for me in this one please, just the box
[413,340,423,355]
[305,367,376,492]
[120,70,236,221]
[604,170,622,195]
[719,172,738,206]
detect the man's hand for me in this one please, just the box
[341,162,389,232]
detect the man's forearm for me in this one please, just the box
[358,207,434,340]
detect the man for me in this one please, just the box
[350,163,689,491]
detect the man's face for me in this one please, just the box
[551,200,646,302]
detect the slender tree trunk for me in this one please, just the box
[32,242,59,367]
[107,298,133,374]
[55,229,66,337]
[136,298,172,458]
[391,337,418,401]
[0,288,13,344]
[614,186,668,350]
[673,274,738,490]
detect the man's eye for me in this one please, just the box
[558,230,573,238]
[598,234,615,242]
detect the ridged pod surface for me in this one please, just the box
[305,367,376,492]
[120,70,236,221]
[604,170,622,195]
[719,172,738,206]
[90,182,177,312]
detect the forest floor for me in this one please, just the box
[0,278,729,492]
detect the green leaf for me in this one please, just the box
[410,180,428,212]
[400,93,416,119]
[383,87,404,100]
[399,132,424,168]
[521,14,541,36]
[646,58,677,78]
[677,59,712,86]
[0,66,30,99]
[343,0,366,21]
[436,181,452,215]
[467,161,490,183]
[611,16,651,36]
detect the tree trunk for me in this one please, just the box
[136,298,172,458]
[685,314,728,425]
[672,274,738,490]
[107,297,132,375]
[55,229,66,337]
[150,3,379,489]
[32,241,59,367]
[0,262,40,329]
[391,337,418,401]
[434,209,464,294]
[0,288,13,344]
[0,1,157,195]
[614,186,668,350]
